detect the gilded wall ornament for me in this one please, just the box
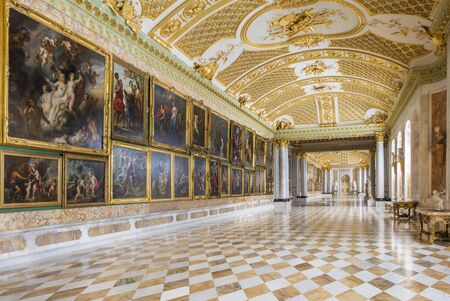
[366,111,388,127]
[274,119,294,130]
[160,19,182,37]
[238,93,252,107]
[294,35,325,47]
[193,45,235,80]
[103,0,142,33]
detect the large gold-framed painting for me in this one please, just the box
[209,112,229,160]
[112,58,149,145]
[221,163,230,196]
[191,102,207,150]
[255,136,266,166]
[1,150,62,208]
[244,128,255,169]
[3,5,110,154]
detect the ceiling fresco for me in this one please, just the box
[104,0,448,130]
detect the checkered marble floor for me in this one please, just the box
[0,198,449,301]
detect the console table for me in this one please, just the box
[417,209,450,244]
[392,201,419,219]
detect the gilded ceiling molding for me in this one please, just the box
[431,0,450,33]
[275,124,387,141]
[226,49,408,97]
[27,0,274,137]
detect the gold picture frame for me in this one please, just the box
[192,153,209,200]
[2,2,111,155]
[255,136,267,167]
[243,127,256,170]
[209,111,230,161]
[150,78,190,153]
[190,99,208,151]
[149,148,173,202]
[0,149,62,209]
[111,57,150,146]
[173,152,192,201]
[230,167,244,196]
[230,121,244,167]
[110,141,150,204]
[208,158,220,199]
[220,162,230,197]
[64,154,109,208]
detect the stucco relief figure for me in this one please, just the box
[432,190,446,211]
[432,126,445,165]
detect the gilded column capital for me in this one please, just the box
[374,132,386,142]
[276,138,289,148]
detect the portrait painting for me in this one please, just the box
[152,82,187,149]
[112,59,148,145]
[209,160,219,198]
[231,122,243,165]
[255,137,266,166]
[244,129,255,168]
[231,168,243,195]
[1,151,61,208]
[193,156,207,198]
[112,145,147,202]
[209,113,229,159]
[6,8,109,153]
[150,151,171,200]
[174,155,190,199]
[65,156,107,207]
[192,104,207,149]
[221,164,229,196]
[244,172,250,195]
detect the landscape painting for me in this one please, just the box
[112,60,148,145]
[255,137,266,166]
[231,168,243,195]
[112,145,147,202]
[209,113,229,159]
[174,155,190,199]
[65,156,107,207]
[209,160,219,198]
[221,164,229,196]
[150,151,171,200]
[244,129,255,168]
[2,151,61,208]
[192,104,207,149]
[6,8,108,153]
[152,82,186,149]
[193,156,207,198]
[231,122,243,165]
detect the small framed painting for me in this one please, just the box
[231,168,243,196]
[150,150,172,201]
[244,128,255,169]
[220,163,230,197]
[191,102,207,150]
[209,159,220,198]
[209,112,229,160]
[174,154,191,200]
[193,155,208,199]
[255,136,266,166]
[230,122,244,166]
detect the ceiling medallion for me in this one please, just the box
[103,0,142,33]
[303,61,328,75]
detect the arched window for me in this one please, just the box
[391,139,396,200]
[404,121,411,200]
[397,132,403,200]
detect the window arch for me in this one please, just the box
[404,121,411,200]
[391,139,396,200]
[397,132,403,200]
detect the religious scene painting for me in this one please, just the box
[153,83,186,149]
[209,113,229,159]
[2,151,61,207]
[193,156,207,198]
[150,151,171,200]
[7,9,108,152]
[112,60,148,145]
[231,168,243,195]
[231,123,243,165]
[112,145,147,202]
[209,160,219,198]
[192,104,206,149]
[244,129,255,168]
[255,137,266,166]
[65,156,106,207]
[221,164,229,196]
[174,155,190,199]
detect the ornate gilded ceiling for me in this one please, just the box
[307,150,370,168]
[104,0,448,130]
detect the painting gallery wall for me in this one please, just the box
[0,2,273,210]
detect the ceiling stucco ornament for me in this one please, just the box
[302,60,329,75]
[274,117,295,130]
[193,45,236,80]
[238,93,252,107]
[365,110,388,127]
[103,0,143,33]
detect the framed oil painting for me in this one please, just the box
[64,155,108,208]
[221,163,230,196]
[255,168,261,194]
[267,140,274,179]
[193,155,207,199]
[4,6,110,154]
[209,112,229,160]
[152,81,187,150]
[230,122,243,166]
[255,137,266,166]
[231,168,243,196]
[111,143,148,203]
[209,159,220,198]
[174,154,190,200]
[191,102,207,150]
[244,171,250,195]
[1,150,62,208]
[259,168,266,194]
[244,128,255,169]
[112,58,149,145]
[150,150,172,201]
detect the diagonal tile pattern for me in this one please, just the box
[0,197,449,301]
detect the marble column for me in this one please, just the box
[363,166,368,193]
[299,153,308,198]
[273,143,279,201]
[447,34,450,207]
[276,139,290,202]
[370,150,376,196]
[357,166,363,194]
[375,132,386,200]
[293,152,300,199]
[323,168,327,194]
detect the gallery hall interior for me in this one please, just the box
[1,0,450,300]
